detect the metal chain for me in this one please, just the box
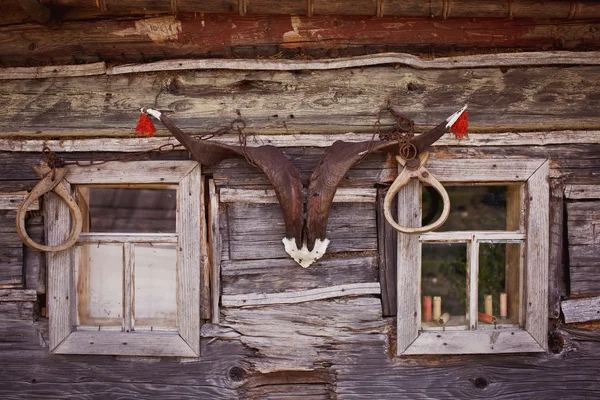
[40,118,245,171]
[375,103,417,161]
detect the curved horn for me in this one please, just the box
[145,109,304,247]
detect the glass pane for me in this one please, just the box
[422,186,511,231]
[478,242,522,327]
[78,243,124,328]
[84,187,177,233]
[134,244,178,329]
[421,243,468,330]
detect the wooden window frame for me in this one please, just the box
[46,161,201,357]
[396,158,549,355]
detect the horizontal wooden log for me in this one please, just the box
[0,301,35,320]
[222,255,379,295]
[222,282,381,307]
[2,15,600,67]
[4,0,600,22]
[562,296,600,323]
[565,185,600,200]
[3,131,600,151]
[1,65,600,135]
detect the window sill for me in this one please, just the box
[402,329,545,355]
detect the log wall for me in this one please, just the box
[1,55,600,398]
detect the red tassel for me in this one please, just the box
[450,111,469,140]
[135,113,156,138]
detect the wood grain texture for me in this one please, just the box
[548,181,565,319]
[403,329,543,355]
[0,193,39,210]
[4,130,600,152]
[200,175,211,321]
[1,15,599,67]
[0,63,106,80]
[567,201,600,294]
[562,296,600,324]
[565,185,600,200]
[1,66,600,136]
[208,180,222,324]
[219,187,376,203]
[177,164,201,355]
[44,187,73,351]
[224,202,376,260]
[396,179,421,355]
[222,255,378,295]
[525,160,549,350]
[222,282,381,307]
[377,187,397,317]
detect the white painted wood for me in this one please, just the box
[219,187,376,204]
[420,231,525,243]
[45,186,74,351]
[208,180,221,324]
[221,282,381,307]
[54,331,198,357]
[0,193,39,210]
[403,329,544,355]
[396,179,421,354]
[525,161,550,350]
[0,62,106,80]
[106,51,600,75]
[177,164,201,355]
[2,131,600,152]
[565,185,600,200]
[561,296,600,324]
[63,161,198,185]
[77,233,178,243]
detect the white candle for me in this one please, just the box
[500,292,508,319]
[433,296,442,320]
[484,294,493,316]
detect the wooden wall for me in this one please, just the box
[1,55,600,398]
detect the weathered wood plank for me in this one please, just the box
[0,289,36,302]
[562,296,600,324]
[567,200,600,294]
[4,131,600,152]
[209,180,222,324]
[219,187,376,203]
[108,51,600,75]
[226,202,377,260]
[377,187,397,317]
[0,193,39,211]
[0,246,23,288]
[0,301,35,320]
[221,255,379,295]
[0,62,106,80]
[222,282,381,307]
[1,66,600,136]
[565,185,600,200]
[548,181,565,319]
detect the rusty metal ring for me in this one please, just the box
[399,142,417,160]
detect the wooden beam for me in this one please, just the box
[0,63,106,80]
[565,185,600,200]
[1,15,599,66]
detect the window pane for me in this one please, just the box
[78,243,124,328]
[422,186,511,231]
[421,243,468,330]
[134,244,178,330]
[478,242,522,328]
[84,187,177,233]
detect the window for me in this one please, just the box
[396,159,549,355]
[46,161,202,357]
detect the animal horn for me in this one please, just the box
[143,108,305,251]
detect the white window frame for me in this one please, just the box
[46,161,201,357]
[396,158,549,355]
